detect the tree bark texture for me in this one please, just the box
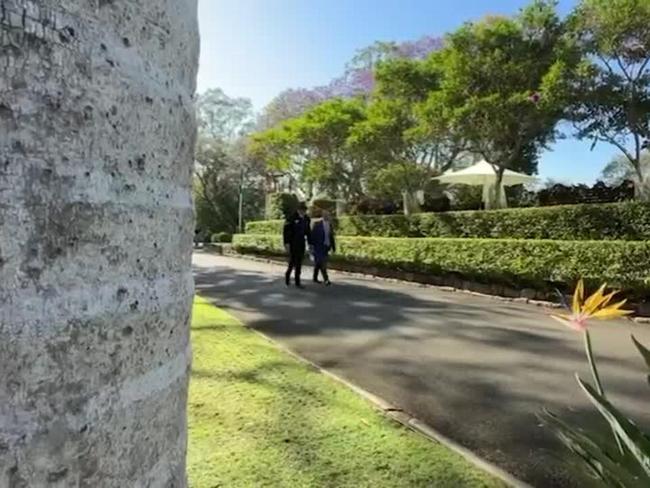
[0,0,199,486]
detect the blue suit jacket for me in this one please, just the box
[311,220,336,261]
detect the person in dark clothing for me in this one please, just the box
[311,210,336,285]
[283,202,311,287]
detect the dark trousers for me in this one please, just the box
[285,248,304,285]
[313,258,329,283]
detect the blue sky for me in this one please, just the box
[197,0,621,184]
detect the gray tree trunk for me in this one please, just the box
[635,166,650,201]
[401,190,422,216]
[0,1,199,486]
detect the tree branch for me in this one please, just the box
[634,56,650,82]
[614,54,633,83]
[603,135,637,167]
[597,54,617,78]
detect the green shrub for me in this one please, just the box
[265,193,299,220]
[246,201,650,241]
[233,234,650,296]
[211,232,233,243]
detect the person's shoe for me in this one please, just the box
[296,283,305,289]
[324,280,332,286]
[285,273,290,286]
[313,278,321,284]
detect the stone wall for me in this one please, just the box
[0,1,198,486]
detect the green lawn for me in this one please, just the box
[188,297,505,488]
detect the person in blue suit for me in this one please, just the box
[310,210,336,285]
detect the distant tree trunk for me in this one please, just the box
[486,167,506,209]
[402,190,422,216]
[635,166,650,201]
[0,1,198,486]
[238,168,245,233]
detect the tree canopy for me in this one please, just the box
[247,0,650,213]
[566,0,650,199]
[195,89,264,235]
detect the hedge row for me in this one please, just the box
[233,234,650,295]
[246,201,650,241]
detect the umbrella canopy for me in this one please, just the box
[435,160,537,209]
[436,160,536,186]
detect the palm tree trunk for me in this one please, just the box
[0,1,199,486]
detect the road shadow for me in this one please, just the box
[194,258,650,488]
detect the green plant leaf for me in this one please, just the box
[577,375,650,478]
[632,335,650,372]
[540,409,647,488]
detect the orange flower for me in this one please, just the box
[551,280,632,331]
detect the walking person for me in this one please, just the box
[283,202,311,288]
[311,210,336,286]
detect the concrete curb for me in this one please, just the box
[242,320,532,488]
[205,250,650,324]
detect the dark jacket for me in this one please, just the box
[311,219,336,261]
[283,212,311,251]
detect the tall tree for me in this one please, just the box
[197,87,254,141]
[253,98,368,202]
[0,0,198,485]
[195,89,262,233]
[567,0,650,200]
[257,35,443,131]
[424,1,570,208]
[348,58,463,213]
[256,88,326,131]
[194,139,264,234]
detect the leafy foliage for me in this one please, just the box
[233,234,650,296]
[252,98,368,201]
[246,201,650,241]
[538,180,635,205]
[197,88,254,141]
[567,0,650,200]
[265,193,299,220]
[348,58,464,208]
[210,232,233,244]
[541,333,650,487]
[416,1,571,207]
[602,152,650,186]
[194,89,265,234]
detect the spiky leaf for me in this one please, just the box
[578,375,650,478]
[540,409,648,488]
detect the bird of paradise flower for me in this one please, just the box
[540,280,650,487]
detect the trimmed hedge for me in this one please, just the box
[233,234,650,296]
[245,201,650,241]
[211,232,233,243]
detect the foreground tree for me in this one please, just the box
[568,0,650,200]
[426,0,570,208]
[0,1,198,485]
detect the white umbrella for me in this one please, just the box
[435,160,537,209]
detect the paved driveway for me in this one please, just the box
[193,252,650,487]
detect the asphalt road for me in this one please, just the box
[193,252,650,487]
